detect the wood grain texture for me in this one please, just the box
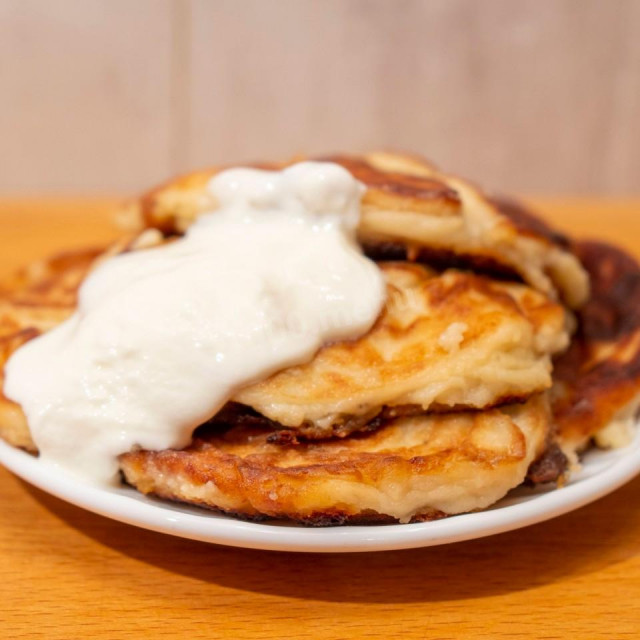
[1,0,639,195]
[0,198,638,639]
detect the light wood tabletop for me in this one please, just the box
[0,198,638,639]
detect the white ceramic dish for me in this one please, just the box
[1,425,639,553]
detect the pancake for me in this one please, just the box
[119,394,551,525]
[0,243,571,450]
[5,157,637,528]
[0,248,100,451]
[235,262,570,439]
[123,151,589,308]
[0,247,99,332]
[552,241,640,454]
[0,227,171,452]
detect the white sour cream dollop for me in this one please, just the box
[4,162,386,484]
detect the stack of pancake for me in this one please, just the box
[1,152,639,525]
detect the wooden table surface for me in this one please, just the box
[0,198,638,639]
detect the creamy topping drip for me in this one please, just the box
[5,162,385,483]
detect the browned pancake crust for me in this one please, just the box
[491,196,571,249]
[119,395,551,525]
[134,153,460,232]
[552,241,640,450]
[125,151,589,308]
[0,247,570,449]
[0,247,99,316]
[234,261,570,437]
[317,154,461,215]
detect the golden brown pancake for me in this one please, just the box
[123,151,589,308]
[2,157,637,527]
[552,241,640,453]
[0,248,571,448]
[0,248,99,451]
[119,394,551,525]
[0,229,167,451]
[236,262,570,438]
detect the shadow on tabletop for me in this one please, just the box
[19,475,640,604]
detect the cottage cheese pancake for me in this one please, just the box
[5,151,634,528]
[126,151,589,308]
[0,253,571,448]
[119,394,551,524]
[553,241,640,454]
[235,262,571,438]
[3,163,385,483]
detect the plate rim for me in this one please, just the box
[1,429,639,553]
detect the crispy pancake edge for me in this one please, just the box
[119,395,552,525]
[553,240,640,452]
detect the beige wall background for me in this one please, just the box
[1,0,638,196]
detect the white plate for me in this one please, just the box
[1,426,639,553]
